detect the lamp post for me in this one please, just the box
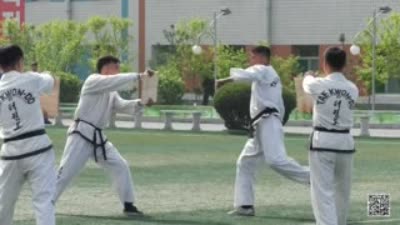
[192,8,231,92]
[350,6,392,113]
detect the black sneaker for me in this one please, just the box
[227,206,255,216]
[123,205,144,217]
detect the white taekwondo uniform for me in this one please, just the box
[55,73,142,207]
[303,72,359,225]
[0,71,56,225]
[230,64,310,208]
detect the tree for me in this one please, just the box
[1,19,87,102]
[154,18,251,105]
[271,55,301,90]
[33,20,88,73]
[86,16,134,72]
[216,45,249,79]
[157,61,185,104]
[152,18,213,104]
[0,19,37,67]
[173,18,212,92]
[354,12,400,94]
[0,17,136,102]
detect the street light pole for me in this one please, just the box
[350,6,391,114]
[192,8,231,94]
[213,11,218,92]
[372,9,377,113]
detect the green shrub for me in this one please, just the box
[214,83,296,130]
[158,62,185,104]
[57,72,82,103]
[271,55,301,89]
[214,83,251,130]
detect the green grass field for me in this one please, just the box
[13,128,400,225]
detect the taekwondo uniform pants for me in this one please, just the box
[54,135,135,205]
[0,150,56,225]
[234,116,310,207]
[309,151,353,225]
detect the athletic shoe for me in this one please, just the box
[123,205,144,217]
[44,118,52,125]
[227,206,255,216]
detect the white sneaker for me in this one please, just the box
[227,207,255,216]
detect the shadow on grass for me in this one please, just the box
[348,219,400,225]
[257,214,314,223]
[16,202,399,225]
[56,213,231,225]
[254,205,314,223]
[54,206,315,225]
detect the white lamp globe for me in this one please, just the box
[192,45,202,55]
[350,45,361,55]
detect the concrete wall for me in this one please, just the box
[26,0,121,23]
[26,1,68,22]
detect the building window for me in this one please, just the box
[293,45,319,72]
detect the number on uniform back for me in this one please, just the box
[332,99,342,125]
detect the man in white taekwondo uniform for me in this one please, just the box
[55,56,152,216]
[0,45,56,225]
[217,46,310,216]
[303,47,358,225]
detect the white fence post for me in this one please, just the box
[360,115,370,137]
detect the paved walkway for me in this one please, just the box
[55,119,400,138]
[284,126,400,138]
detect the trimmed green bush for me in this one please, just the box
[214,83,251,130]
[158,62,185,104]
[214,83,296,130]
[57,72,82,103]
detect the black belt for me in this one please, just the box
[3,129,46,143]
[248,107,279,138]
[314,127,350,134]
[309,128,355,153]
[1,144,53,160]
[70,118,108,162]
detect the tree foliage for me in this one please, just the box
[153,18,251,104]
[0,20,37,68]
[0,17,134,74]
[0,17,135,102]
[86,16,134,71]
[34,20,87,73]
[157,61,185,104]
[271,55,301,89]
[354,12,400,93]
[216,45,249,79]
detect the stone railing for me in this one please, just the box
[54,109,204,131]
[160,110,202,131]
